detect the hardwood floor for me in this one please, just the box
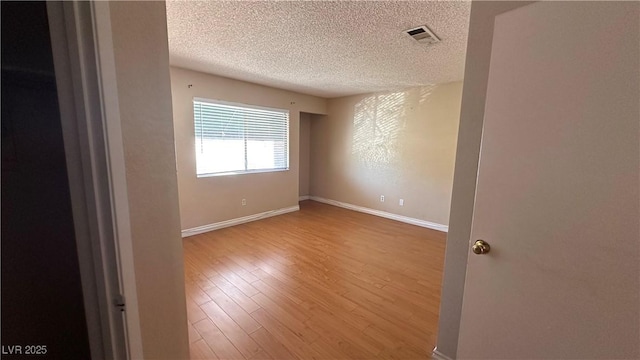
[183,200,446,359]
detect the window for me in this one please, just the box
[193,98,289,176]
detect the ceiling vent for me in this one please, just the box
[404,25,440,46]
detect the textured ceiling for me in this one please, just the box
[166,1,471,98]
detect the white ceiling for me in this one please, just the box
[166,1,471,98]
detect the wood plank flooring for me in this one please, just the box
[183,200,446,359]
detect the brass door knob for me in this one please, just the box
[472,240,490,255]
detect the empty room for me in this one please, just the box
[2,1,638,360]
[164,2,639,359]
[167,1,465,359]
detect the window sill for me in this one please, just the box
[196,168,289,178]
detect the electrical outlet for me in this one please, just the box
[380,195,385,202]
[399,199,404,206]
[241,199,246,206]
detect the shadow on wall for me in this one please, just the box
[312,82,460,223]
[352,86,434,170]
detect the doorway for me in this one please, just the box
[1,2,91,357]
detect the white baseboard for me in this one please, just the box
[309,196,448,232]
[181,205,300,238]
[432,347,454,360]
[181,197,447,237]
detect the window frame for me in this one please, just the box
[193,97,290,178]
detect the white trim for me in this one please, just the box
[197,167,289,178]
[432,347,454,360]
[48,1,138,358]
[92,2,143,358]
[309,196,448,232]
[47,3,109,358]
[182,206,300,238]
[298,195,310,201]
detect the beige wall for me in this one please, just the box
[109,2,189,359]
[170,67,327,230]
[299,113,311,197]
[310,83,462,226]
[434,2,533,359]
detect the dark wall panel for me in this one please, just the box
[1,2,91,359]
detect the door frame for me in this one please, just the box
[433,2,533,360]
[47,2,142,358]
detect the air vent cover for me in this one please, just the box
[404,25,440,45]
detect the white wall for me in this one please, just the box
[170,67,326,231]
[108,2,189,358]
[299,112,312,197]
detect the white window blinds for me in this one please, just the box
[193,99,289,176]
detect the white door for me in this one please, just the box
[458,2,639,359]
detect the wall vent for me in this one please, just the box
[404,25,440,45]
